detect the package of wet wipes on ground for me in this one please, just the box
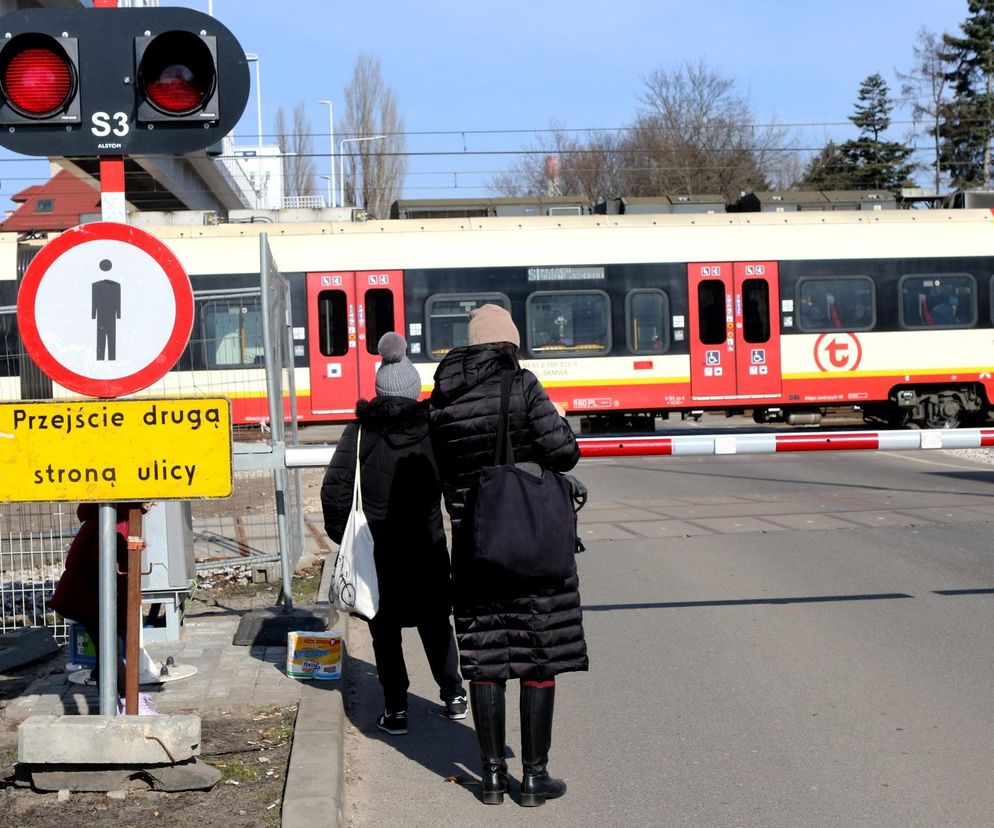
[286,631,342,680]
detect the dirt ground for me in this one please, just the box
[0,569,327,828]
[0,704,296,827]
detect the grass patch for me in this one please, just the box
[259,723,293,746]
[290,569,321,605]
[216,758,261,783]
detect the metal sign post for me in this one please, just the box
[98,155,124,717]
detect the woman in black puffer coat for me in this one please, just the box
[429,304,587,807]
[322,333,465,736]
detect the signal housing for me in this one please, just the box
[0,6,248,156]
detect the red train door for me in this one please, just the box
[733,261,781,397]
[688,262,736,399]
[688,261,781,400]
[306,270,405,416]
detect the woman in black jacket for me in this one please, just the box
[429,304,587,807]
[322,333,465,735]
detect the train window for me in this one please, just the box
[698,280,726,345]
[526,291,610,357]
[626,289,669,353]
[317,290,348,357]
[425,293,511,359]
[741,279,770,343]
[796,276,874,332]
[365,288,395,355]
[899,274,976,329]
[201,298,264,367]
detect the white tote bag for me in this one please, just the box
[332,428,380,619]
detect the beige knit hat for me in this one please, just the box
[467,304,520,348]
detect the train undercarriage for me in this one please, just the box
[577,384,992,433]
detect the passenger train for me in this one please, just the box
[3,202,994,430]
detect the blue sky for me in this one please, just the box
[0,0,973,210]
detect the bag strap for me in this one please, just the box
[494,370,515,465]
[353,427,363,512]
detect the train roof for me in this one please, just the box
[4,207,994,282]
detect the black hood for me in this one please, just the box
[429,343,518,406]
[355,396,429,449]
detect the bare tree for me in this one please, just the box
[275,102,317,204]
[898,27,952,195]
[628,61,793,199]
[340,54,406,218]
[491,61,797,202]
[490,124,619,201]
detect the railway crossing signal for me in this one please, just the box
[0,6,249,156]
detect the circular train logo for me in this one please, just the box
[814,333,862,372]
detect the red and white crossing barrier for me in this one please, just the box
[575,428,994,458]
[278,428,994,469]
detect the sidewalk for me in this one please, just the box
[2,541,347,828]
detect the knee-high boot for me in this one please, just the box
[469,681,508,804]
[520,680,566,807]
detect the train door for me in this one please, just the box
[305,270,405,415]
[688,261,781,399]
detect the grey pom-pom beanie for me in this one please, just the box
[374,332,422,400]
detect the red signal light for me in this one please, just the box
[145,63,210,114]
[0,40,75,118]
[137,31,217,118]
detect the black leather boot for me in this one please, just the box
[520,681,566,807]
[469,681,508,804]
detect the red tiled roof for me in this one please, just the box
[2,170,101,232]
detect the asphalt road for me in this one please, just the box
[340,439,994,827]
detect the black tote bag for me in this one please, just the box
[469,371,579,580]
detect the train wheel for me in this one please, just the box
[922,395,962,429]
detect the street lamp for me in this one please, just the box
[318,100,335,208]
[340,135,385,209]
[244,52,262,148]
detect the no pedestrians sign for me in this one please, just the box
[16,221,194,398]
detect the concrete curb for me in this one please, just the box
[282,550,347,828]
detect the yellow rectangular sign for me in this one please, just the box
[0,397,233,502]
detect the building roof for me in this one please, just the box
[1,170,101,233]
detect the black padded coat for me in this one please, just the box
[320,397,451,626]
[429,342,588,681]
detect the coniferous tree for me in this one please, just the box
[800,74,915,192]
[936,0,994,189]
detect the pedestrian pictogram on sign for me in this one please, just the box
[16,222,194,398]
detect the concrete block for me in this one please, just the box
[0,628,59,671]
[232,606,335,646]
[26,757,220,792]
[18,714,202,765]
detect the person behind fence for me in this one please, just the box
[321,332,466,735]
[429,303,588,807]
[49,502,155,714]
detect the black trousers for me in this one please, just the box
[367,611,463,713]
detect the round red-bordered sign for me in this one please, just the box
[16,222,193,398]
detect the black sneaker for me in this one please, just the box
[376,710,408,735]
[445,693,468,720]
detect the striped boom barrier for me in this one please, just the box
[575,428,994,459]
[275,428,994,469]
